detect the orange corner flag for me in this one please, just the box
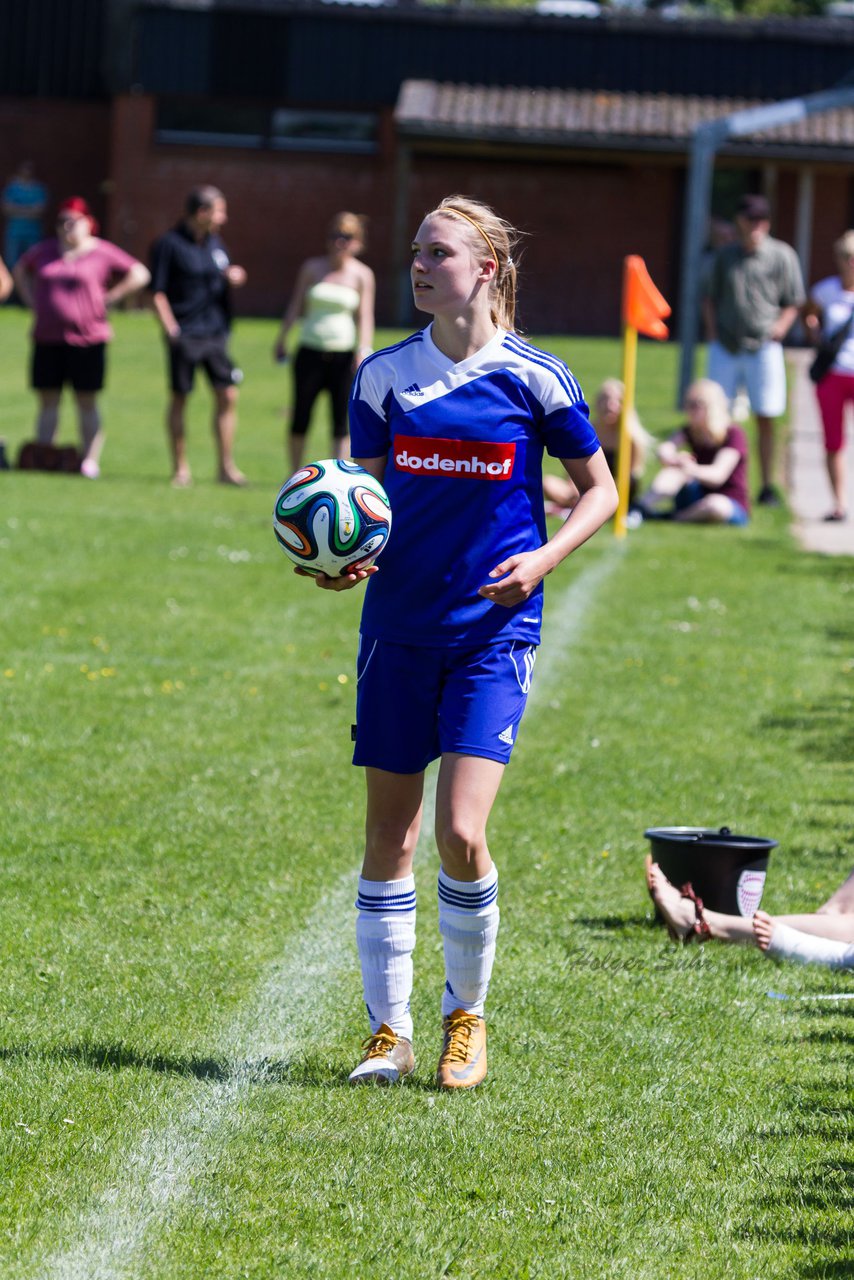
[622,255,670,340]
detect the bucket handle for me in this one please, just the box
[681,826,733,842]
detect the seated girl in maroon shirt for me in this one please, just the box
[638,378,750,525]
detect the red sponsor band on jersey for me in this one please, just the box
[394,434,516,480]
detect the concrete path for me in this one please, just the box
[786,349,854,556]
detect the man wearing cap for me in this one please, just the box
[702,194,805,506]
[150,186,247,488]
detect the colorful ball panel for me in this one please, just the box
[273,459,392,577]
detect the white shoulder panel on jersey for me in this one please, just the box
[353,326,585,420]
[500,333,585,411]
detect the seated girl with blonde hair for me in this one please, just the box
[543,377,649,515]
[637,378,750,524]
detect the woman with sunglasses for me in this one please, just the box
[13,196,149,478]
[274,211,375,470]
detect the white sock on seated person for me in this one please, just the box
[766,921,854,971]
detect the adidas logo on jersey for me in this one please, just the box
[498,725,515,745]
[403,383,423,397]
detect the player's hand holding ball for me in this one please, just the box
[295,563,378,591]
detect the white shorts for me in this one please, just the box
[707,340,788,419]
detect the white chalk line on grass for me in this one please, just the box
[33,873,360,1280]
[33,541,623,1280]
[528,539,624,702]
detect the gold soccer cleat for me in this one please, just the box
[348,1023,415,1086]
[436,1009,487,1090]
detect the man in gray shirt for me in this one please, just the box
[702,193,805,506]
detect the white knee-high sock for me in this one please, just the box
[355,875,416,1040]
[438,865,499,1019]
[767,922,854,970]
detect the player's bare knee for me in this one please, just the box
[364,820,419,869]
[435,820,486,872]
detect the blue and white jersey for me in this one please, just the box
[349,324,599,648]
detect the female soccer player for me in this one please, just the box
[303,195,617,1088]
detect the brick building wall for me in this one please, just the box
[108,97,686,332]
[106,95,402,322]
[3,93,852,334]
[0,98,112,232]
[402,154,684,335]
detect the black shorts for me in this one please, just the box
[291,346,354,439]
[167,333,240,395]
[32,342,106,393]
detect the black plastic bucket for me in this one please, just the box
[644,826,778,917]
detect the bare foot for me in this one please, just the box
[753,909,774,952]
[645,855,696,941]
[171,469,192,489]
[218,467,247,487]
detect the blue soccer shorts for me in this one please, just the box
[352,636,538,774]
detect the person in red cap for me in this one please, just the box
[702,193,805,507]
[13,196,150,478]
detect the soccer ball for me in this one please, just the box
[273,459,392,578]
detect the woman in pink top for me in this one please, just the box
[13,197,150,478]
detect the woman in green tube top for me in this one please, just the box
[274,211,376,469]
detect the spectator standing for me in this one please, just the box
[801,229,854,522]
[2,161,48,269]
[0,254,12,468]
[150,186,247,487]
[702,193,805,506]
[274,211,375,471]
[13,196,150,478]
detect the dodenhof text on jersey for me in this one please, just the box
[394,435,516,480]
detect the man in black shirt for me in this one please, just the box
[150,186,247,486]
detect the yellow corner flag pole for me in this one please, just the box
[614,256,671,539]
[614,319,638,539]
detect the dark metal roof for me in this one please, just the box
[132,2,854,105]
[3,0,854,106]
[0,0,108,97]
[395,79,854,162]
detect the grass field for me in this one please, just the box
[1,309,851,1279]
